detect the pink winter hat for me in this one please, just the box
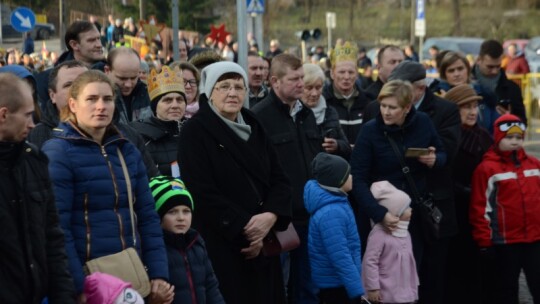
[84,272,132,304]
[370,181,411,216]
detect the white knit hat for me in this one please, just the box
[370,181,411,217]
[199,61,248,98]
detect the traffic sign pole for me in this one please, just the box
[415,0,425,62]
[326,12,336,55]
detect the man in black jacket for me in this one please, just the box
[364,45,405,101]
[472,39,527,125]
[0,73,76,303]
[322,41,371,146]
[252,53,322,304]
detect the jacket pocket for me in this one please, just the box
[270,132,295,145]
[27,189,51,227]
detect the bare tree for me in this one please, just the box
[451,0,461,35]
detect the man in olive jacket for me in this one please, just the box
[0,73,75,303]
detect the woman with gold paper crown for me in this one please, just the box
[322,41,371,146]
[131,66,186,177]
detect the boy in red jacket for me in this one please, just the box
[470,114,540,304]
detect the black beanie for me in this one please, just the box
[311,152,351,189]
[149,176,194,219]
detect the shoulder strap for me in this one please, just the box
[117,147,137,248]
[384,131,423,204]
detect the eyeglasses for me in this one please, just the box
[184,79,198,87]
[214,83,246,93]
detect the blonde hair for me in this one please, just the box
[60,70,116,122]
[377,80,413,108]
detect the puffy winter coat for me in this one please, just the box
[164,229,224,304]
[470,148,540,248]
[304,180,364,299]
[42,121,168,293]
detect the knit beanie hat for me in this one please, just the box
[370,181,411,217]
[150,175,194,218]
[199,61,248,99]
[388,61,426,83]
[444,84,482,106]
[311,152,351,189]
[493,113,526,145]
[84,272,144,304]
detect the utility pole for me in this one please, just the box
[172,0,179,61]
[59,0,66,51]
[139,0,144,21]
[410,0,416,47]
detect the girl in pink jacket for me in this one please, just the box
[362,181,419,304]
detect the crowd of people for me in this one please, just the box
[0,14,540,304]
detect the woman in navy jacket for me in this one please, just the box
[351,80,446,264]
[42,70,170,302]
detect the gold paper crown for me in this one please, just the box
[147,66,185,101]
[330,41,359,65]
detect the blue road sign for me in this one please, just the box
[416,0,425,19]
[10,7,36,33]
[247,0,265,14]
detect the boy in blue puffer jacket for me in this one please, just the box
[304,152,365,303]
[150,176,225,304]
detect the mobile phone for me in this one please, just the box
[405,147,430,157]
[498,99,512,109]
[324,128,337,139]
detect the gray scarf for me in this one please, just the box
[310,96,327,125]
[209,100,252,141]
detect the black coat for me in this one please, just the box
[362,89,461,237]
[252,90,322,223]
[130,117,182,176]
[163,229,224,304]
[472,66,527,125]
[364,78,384,101]
[319,105,351,160]
[0,142,75,303]
[322,82,371,144]
[177,98,292,304]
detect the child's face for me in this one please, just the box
[400,207,412,221]
[340,174,353,193]
[498,134,524,151]
[161,205,192,234]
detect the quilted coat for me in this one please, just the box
[42,121,168,293]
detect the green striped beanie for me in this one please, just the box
[149,176,194,218]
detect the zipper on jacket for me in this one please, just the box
[182,250,198,304]
[100,145,126,249]
[84,193,91,261]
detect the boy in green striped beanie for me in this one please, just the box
[149,176,225,303]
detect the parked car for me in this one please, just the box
[1,22,55,40]
[422,37,484,61]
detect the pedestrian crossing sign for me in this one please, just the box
[247,0,265,14]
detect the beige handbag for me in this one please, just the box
[84,148,151,297]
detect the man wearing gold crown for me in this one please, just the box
[105,47,153,124]
[130,66,186,177]
[322,41,370,146]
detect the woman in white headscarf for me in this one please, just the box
[177,62,292,304]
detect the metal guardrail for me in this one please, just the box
[507,73,540,139]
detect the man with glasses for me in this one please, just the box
[252,53,323,304]
[472,39,527,125]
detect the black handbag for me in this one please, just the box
[385,133,442,241]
